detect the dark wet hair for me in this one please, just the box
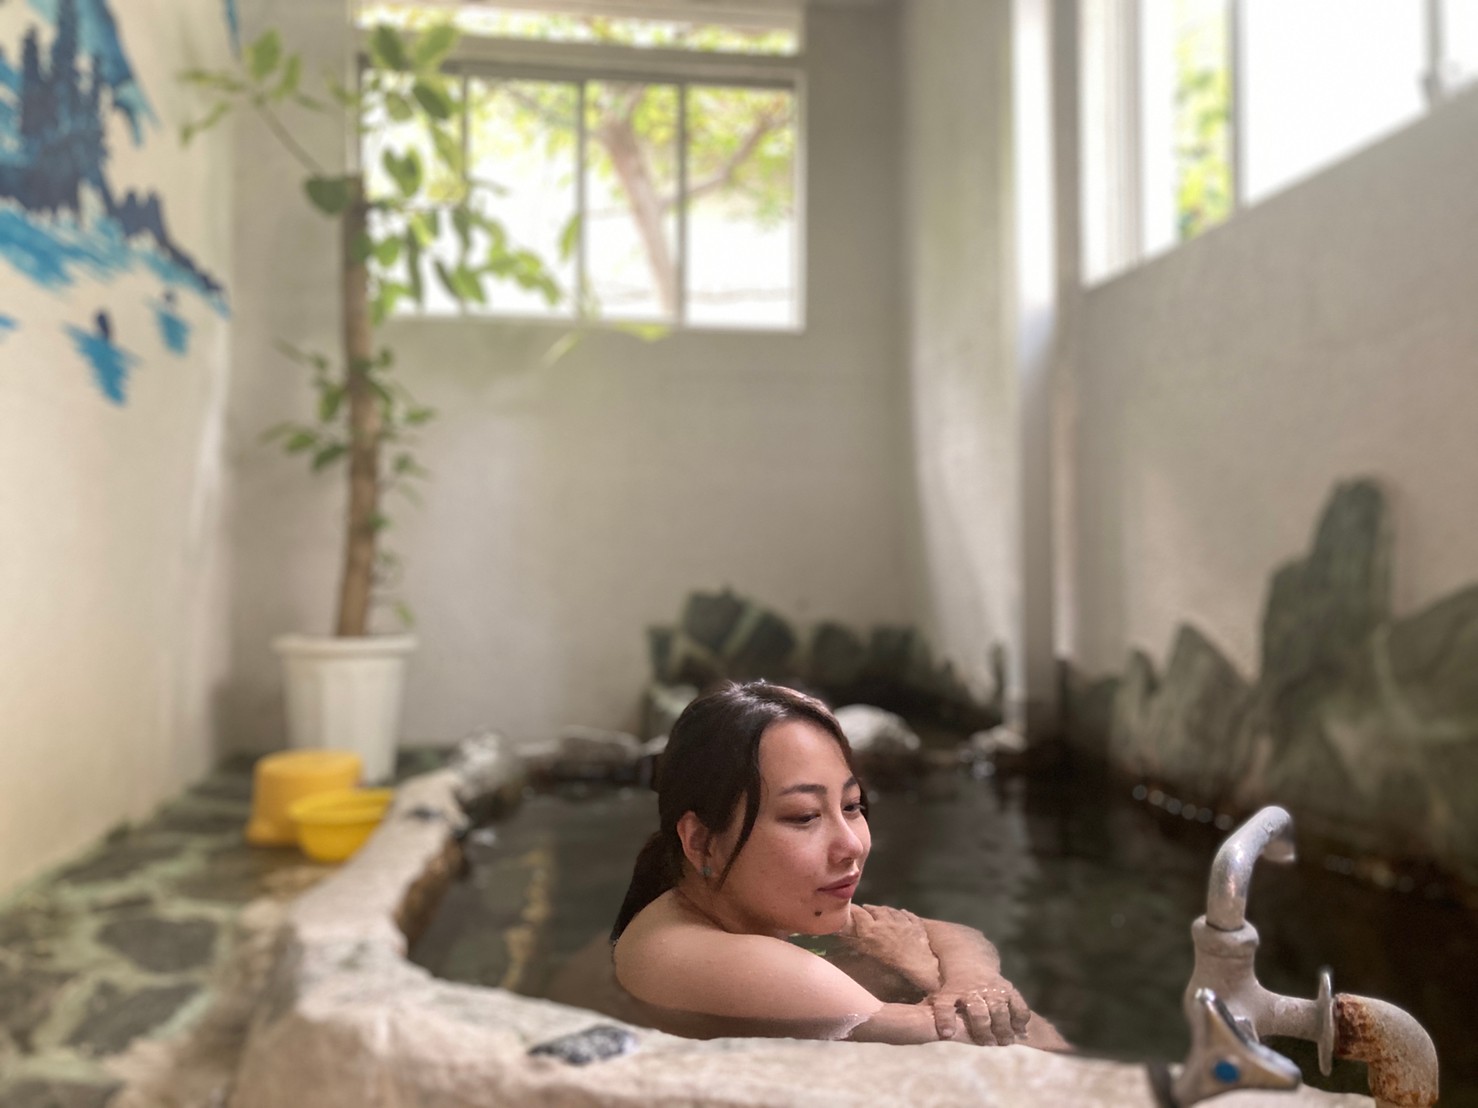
[610,680,865,942]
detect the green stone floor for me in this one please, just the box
[0,758,346,1107]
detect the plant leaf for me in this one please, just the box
[540,329,586,369]
[246,31,281,82]
[349,232,375,264]
[412,24,459,70]
[304,176,351,215]
[311,443,347,471]
[372,237,403,267]
[385,90,414,122]
[430,125,463,175]
[558,212,581,262]
[383,149,422,198]
[411,80,453,120]
[285,429,319,454]
[433,259,459,302]
[319,385,345,423]
[369,24,411,71]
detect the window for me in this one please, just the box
[1081,0,1471,284]
[360,3,803,330]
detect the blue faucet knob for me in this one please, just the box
[1212,1059,1241,1084]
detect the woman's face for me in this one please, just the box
[705,718,871,937]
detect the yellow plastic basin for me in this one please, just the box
[245,750,363,847]
[289,788,394,863]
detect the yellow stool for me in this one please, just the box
[245,750,362,846]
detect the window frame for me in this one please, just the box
[1082,0,1468,288]
[356,24,808,332]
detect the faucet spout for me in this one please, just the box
[1205,805,1295,931]
[1335,993,1440,1108]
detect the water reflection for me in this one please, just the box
[410,766,1478,1105]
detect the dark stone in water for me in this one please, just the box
[1143,625,1252,793]
[680,589,746,655]
[724,606,798,680]
[528,1024,639,1065]
[640,682,696,742]
[1260,478,1389,736]
[1384,582,1478,729]
[810,622,867,688]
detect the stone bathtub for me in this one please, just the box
[223,738,1378,1108]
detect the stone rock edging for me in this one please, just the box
[227,752,1370,1107]
[1062,479,1478,883]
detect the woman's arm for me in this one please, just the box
[919,917,1072,1051]
[616,920,977,1046]
[837,905,1044,1047]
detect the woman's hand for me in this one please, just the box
[927,979,1032,1046]
[838,904,943,993]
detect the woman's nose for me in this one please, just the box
[830,814,863,862]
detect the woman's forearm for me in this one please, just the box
[845,999,966,1044]
[920,918,1003,986]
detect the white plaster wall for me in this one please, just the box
[898,0,1019,700]
[1067,86,1478,680]
[0,1,234,891]
[224,2,911,747]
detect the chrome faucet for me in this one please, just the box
[1159,806,1439,1108]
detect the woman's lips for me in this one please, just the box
[819,876,859,899]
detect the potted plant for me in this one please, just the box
[181,21,565,780]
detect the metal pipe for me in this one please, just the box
[1205,805,1295,931]
[1335,993,1440,1108]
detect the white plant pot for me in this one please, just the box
[273,633,418,783]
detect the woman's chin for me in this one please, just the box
[792,900,852,936]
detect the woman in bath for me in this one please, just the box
[609,681,1067,1048]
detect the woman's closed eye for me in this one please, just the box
[783,800,866,825]
[784,811,822,825]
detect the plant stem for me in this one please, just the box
[255,101,325,178]
[336,174,379,638]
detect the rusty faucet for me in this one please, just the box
[1162,805,1439,1108]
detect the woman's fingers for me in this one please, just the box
[956,988,1022,1046]
[930,996,959,1041]
[1008,987,1032,1034]
[960,995,996,1045]
[987,993,1015,1045]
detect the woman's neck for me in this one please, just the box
[672,879,788,940]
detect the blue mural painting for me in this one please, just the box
[224,0,241,56]
[152,288,190,354]
[65,309,136,405]
[0,0,231,402]
[0,313,17,340]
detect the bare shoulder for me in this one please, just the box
[614,893,882,1022]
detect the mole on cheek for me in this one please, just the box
[814,910,822,917]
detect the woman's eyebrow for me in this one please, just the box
[777,776,860,797]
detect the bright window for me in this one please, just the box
[1081,0,1466,284]
[360,3,803,330]
[1240,0,1425,206]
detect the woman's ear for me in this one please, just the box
[675,811,712,873]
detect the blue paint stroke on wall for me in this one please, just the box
[65,310,136,404]
[152,289,189,354]
[0,314,17,340]
[25,0,155,142]
[224,0,241,56]
[0,0,228,315]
